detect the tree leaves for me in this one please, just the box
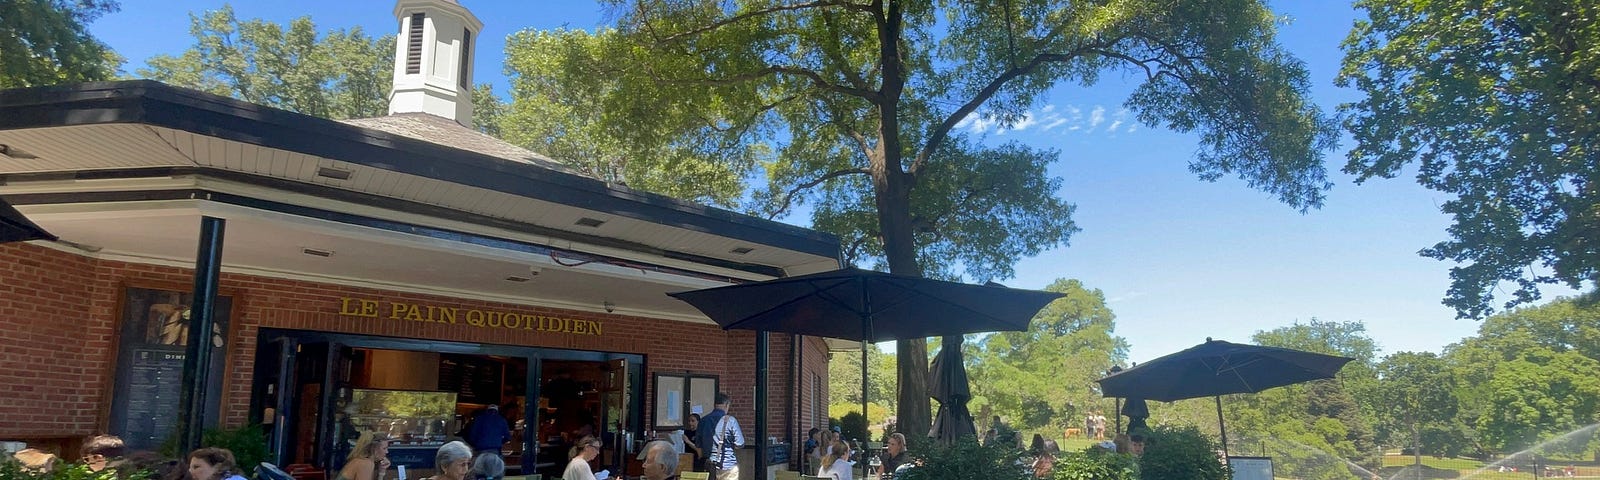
[139,5,393,120]
[1340,0,1600,318]
[0,0,121,89]
[967,279,1129,432]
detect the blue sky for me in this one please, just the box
[88,1,1578,363]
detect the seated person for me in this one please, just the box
[469,452,504,480]
[817,439,853,480]
[879,433,909,479]
[81,434,127,473]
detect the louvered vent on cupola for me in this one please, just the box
[405,13,425,74]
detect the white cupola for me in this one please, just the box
[388,0,482,126]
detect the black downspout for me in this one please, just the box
[178,216,226,454]
[756,331,769,478]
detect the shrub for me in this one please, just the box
[1138,425,1230,480]
[839,411,868,444]
[204,424,270,478]
[1054,447,1138,480]
[0,460,117,480]
[897,437,1032,480]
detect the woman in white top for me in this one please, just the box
[817,439,853,480]
[563,435,601,480]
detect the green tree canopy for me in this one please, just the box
[1374,352,1462,460]
[139,5,392,119]
[0,0,121,88]
[1227,320,1380,476]
[1445,291,1600,454]
[566,0,1337,436]
[1339,0,1600,318]
[498,28,755,207]
[828,342,898,411]
[968,278,1128,433]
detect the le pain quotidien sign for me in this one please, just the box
[338,297,604,336]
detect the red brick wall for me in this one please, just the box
[0,242,829,449]
[0,242,111,439]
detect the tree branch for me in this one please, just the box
[766,167,871,219]
[912,43,1111,174]
[651,64,880,101]
[643,0,877,45]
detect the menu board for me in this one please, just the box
[108,287,232,450]
[1229,457,1274,480]
[122,349,186,447]
[439,354,502,405]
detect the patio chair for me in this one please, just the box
[680,472,710,480]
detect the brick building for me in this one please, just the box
[0,1,838,477]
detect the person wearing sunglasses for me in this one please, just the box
[562,435,601,480]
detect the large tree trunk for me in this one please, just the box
[873,0,932,441]
[875,166,931,439]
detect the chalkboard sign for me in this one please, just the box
[108,287,233,450]
[439,354,502,405]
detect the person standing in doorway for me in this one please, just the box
[464,405,511,457]
[695,392,744,480]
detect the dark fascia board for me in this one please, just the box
[0,80,841,261]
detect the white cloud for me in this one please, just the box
[1012,112,1039,132]
[954,104,1143,137]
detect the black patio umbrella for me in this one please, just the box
[1095,338,1353,457]
[928,339,977,443]
[1,197,55,243]
[669,267,1063,447]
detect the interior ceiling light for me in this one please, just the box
[316,166,354,180]
[504,276,531,282]
[574,217,606,228]
[730,247,754,255]
[301,247,334,258]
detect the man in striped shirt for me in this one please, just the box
[695,392,744,480]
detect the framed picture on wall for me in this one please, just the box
[107,286,234,450]
[651,372,718,430]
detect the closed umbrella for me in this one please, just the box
[927,339,976,443]
[1096,338,1353,457]
[1,198,54,243]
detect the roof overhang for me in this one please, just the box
[0,81,840,275]
[0,80,845,321]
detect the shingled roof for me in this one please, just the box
[340,112,587,177]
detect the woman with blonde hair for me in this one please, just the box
[817,439,853,480]
[562,435,600,480]
[337,431,392,480]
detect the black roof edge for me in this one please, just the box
[0,80,840,260]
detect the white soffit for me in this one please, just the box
[17,199,728,323]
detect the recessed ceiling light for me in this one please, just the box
[574,217,606,228]
[316,167,354,180]
[730,247,754,255]
[301,247,334,257]
[504,276,531,282]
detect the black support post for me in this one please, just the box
[756,331,769,478]
[178,215,226,455]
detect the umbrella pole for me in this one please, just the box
[860,314,871,479]
[1216,396,1229,459]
